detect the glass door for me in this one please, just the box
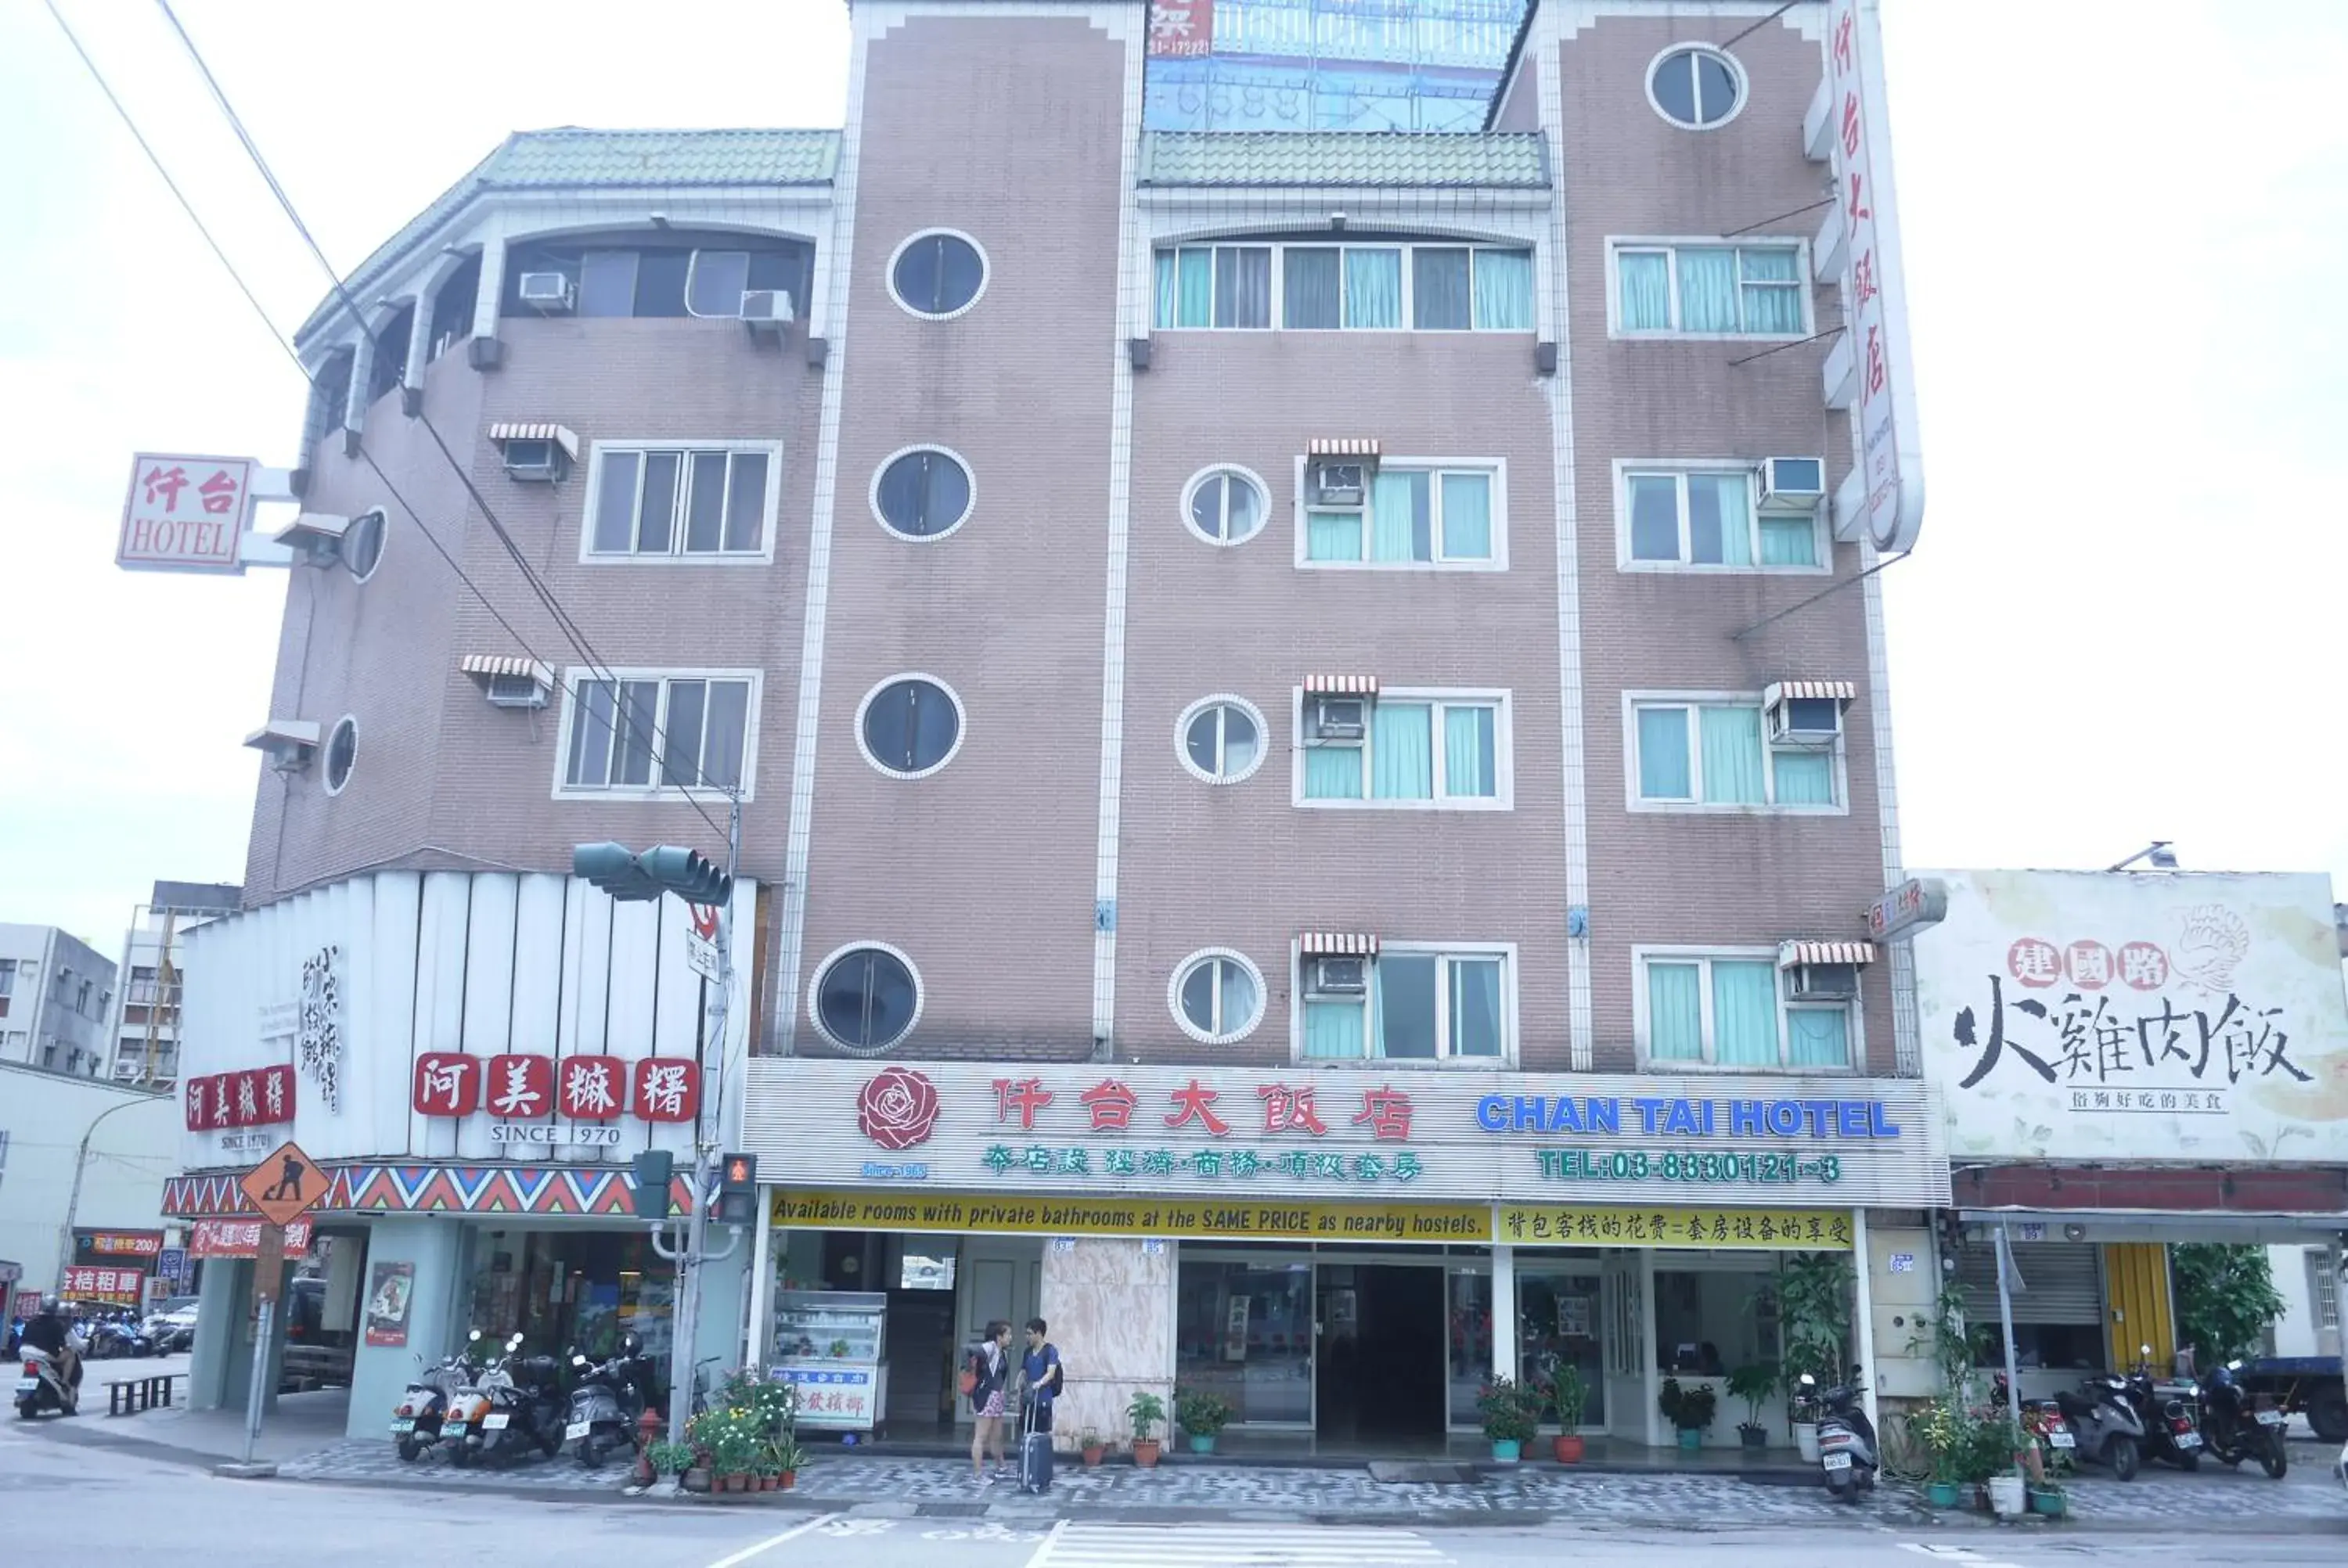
[1518,1268,1605,1426]
[1175,1256,1314,1426]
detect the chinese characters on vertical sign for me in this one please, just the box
[116,454,255,574]
[1147,0,1213,58]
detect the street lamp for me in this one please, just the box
[2107,841,2179,872]
[56,1090,170,1293]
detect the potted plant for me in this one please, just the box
[1476,1375,1539,1462]
[1543,1362,1588,1463]
[1127,1390,1166,1469]
[1176,1387,1233,1455]
[1776,1253,1853,1462]
[647,1439,697,1486]
[1727,1363,1777,1451]
[1079,1426,1107,1468]
[1913,1398,1968,1509]
[770,1434,805,1490]
[1658,1376,1715,1451]
[2026,1479,2066,1517]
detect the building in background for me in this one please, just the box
[1143,0,1520,133]
[104,880,242,1088]
[0,1063,177,1306]
[0,924,117,1079]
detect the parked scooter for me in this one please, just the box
[390,1350,474,1462]
[1799,1368,1878,1501]
[1990,1370,2076,1475]
[566,1333,651,1466]
[2198,1358,2289,1479]
[2120,1345,2202,1472]
[446,1333,565,1467]
[2054,1372,2148,1480]
[92,1318,154,1360]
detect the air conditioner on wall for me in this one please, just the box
[740,290,794,325]
[1310,460,1367,507]
[1785,962,1860,1001]
[1758,456,1826,512]
[501,439,566,483]
[1765,696,1842,747]
[1310,696,1367,742]
[1308,957,1368,995]
[517,272,574,311]
[484,673,549,710]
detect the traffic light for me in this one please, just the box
[630,1149,675,1220]
[715,1153,759,1227]
[638,846,733,907]
[574,842,662,901]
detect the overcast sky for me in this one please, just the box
[2,0,2343,951]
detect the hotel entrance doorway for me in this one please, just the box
[1314,1262,1444,1444]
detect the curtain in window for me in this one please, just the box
[1698,706,1766,804]
[1473,249,1534,329]
[1284,248,1341,329]
[1215,246,1271,328]
[1712,961,1781,1066]
[1772,749,1835,805]
[1306,510,1363,561]
[1375,955,1438,1058]
[1676,247,1738,332]
[1648,963,1703,1059]
[1303,999,1365,1059]
[1370,470,1422,563]
[1345,248,1403,327]
[1413,248,1472,329]
[1177,248,1214,328]
[1443,706,1496,798]
[1440,472,1492,558]
[1739,248,1804,334]
[1154,250,1176,329]
[1637,707,1692,799]
[1618,250,1670,329]
[1687,473,1752,566]
[1787,1008,1850,1067]
[1759,516,1819,566]
[1371,703,1434,799]
[1304,746,1363,800]
[1627,473,1681,561]
[1449,958,1504,1056]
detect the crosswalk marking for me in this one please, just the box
[1897,1545,2022,1568]
[1028,1522,1449,1567]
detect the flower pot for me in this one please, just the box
[1794,1422,1820,1463]
[1738,1426,1768,1451]
[2027,1486,2065,1517]
[682,1467,712,1494]
[1551,1434,1585,1464]
[1187,1433,1216,1455]
[1490,1439,1522,1463]
[1988,1475,2026,1518]
[1925,1480,1962,1509]
[779,1471,796,1491]
[1082,1446,1106,1468]
[1676,1428,1703,1451]
[1133,1440,1161,1469]
[727,1473,751,1494]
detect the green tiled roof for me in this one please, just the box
[1139,131,1548,189]
[300,128,841,342]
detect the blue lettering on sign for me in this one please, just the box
[1474,1095,1900,1139]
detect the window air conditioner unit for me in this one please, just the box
[502,438,567,483]
[273,510,354,567]
[740,290,794,325]
[484,673,549,710]
[517,272,575,311]
[1308,956,1368,995]
[1310,460,1367,507]
[1310,695,1367,742]
[1766,696,1843,747]
[1758,456,1826,512]
[1785,962,1860,1001]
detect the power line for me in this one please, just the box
[41,0,733,849]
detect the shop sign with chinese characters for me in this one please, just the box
[742,1062,1949,1208]
[1497,1206,1853,1250]
[185,1066,297,1153]
[770,1365,877,1429]
[59,1266,146,1304]
[189,1218,314,1257]
[772,1190,1493,1243]
[1912,869,2348,1161]
[117,453,256,574]
[1147,0,1212,58]
[72,1231,164,1267]
[411,1052,699,1143]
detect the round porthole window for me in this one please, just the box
[858,675,964,779]
[1176,696,1266,785]
[1648,45,1745,128]
[889,230,987,318]
[1170,949,1266,1045]
[873,448,974,540]
[344,508,386,582]
[812,944,922,1055]
[1183,467,1267,545]
[323,715,358,795]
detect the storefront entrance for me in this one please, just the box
[1314,1264,1443,1442]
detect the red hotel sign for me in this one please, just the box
[117,453,254,574]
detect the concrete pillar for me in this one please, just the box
[343,1218,463,1440]
[692,1227,750,1376]
[210,1254,294,1415]
[1039,1236,1173,1454]
[187,1256,243,1411]
[1491,1241,1518,1385]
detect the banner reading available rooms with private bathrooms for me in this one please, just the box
[742,1061,1950,1209]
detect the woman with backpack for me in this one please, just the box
[964,1319,1012,1483]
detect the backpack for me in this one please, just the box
[957,1347,981,1397]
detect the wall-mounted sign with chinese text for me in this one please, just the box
[59,1265,146,1304]
[1147,0,1212,58]
[744,1062,1949,1209]
[1912,869,2348,1161]
[72,1230,165,1267]
[185,1066,297,1152]
[189,1218,314,1257]
[117,453,254,574]
[412,1051,697,1142]
[1496,1206,1853,1250]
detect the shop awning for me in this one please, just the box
[1306,437,1381,458]
[1299,932,1379,957]
[1961,1210,2348,1246]
[1764,679,1856,706]
[1304,674,1378,696]
[459,653,553,685]
[1777,940,1878,969]
[486,422,579,460]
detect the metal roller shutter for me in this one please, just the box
[1957,1240,2103,1325]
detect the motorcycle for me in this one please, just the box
[566,1333,650,1466]
[94,1319,155,1360]
[390,1350,474,1462]
[14,1344,81,1419]
[2121,1344,2202,1472]
[1799,1368,1878,1501]
[1992,1370,2076,1476]
[2198,1358,2289,1479]
[2054,1372,2147,1480]
[446,1333,566,1468]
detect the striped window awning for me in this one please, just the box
[1301,932,1380,957]
[1307,437,1381,459]
[1777,940,1878,969]
[486,422,580,460]
[1304,674,1378,696]
[459,654,553,685]
[1764,679,1856,706]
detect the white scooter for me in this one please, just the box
[14,1343,81,1419]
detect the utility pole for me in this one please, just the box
[57,1092,166,1290]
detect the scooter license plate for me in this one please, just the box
[390,1419,416,1433]
[2177,1431,2201,1448]
[15,1379,37,1394]
[444,1421,466,1436]
[565,1420,592,1441]
[2256,1411,2284,1426]
[482,1414,509,1430]
[2048,1431,2076,1448]
[1822,1452,1853,1471]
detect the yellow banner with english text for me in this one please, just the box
[1499,1205,1853,1249]
[772,1190,1493,1243]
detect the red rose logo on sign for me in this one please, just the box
[859,1067,940,1151]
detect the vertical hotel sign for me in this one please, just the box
[1149,0,1213,57]
[1825,0,1924,553]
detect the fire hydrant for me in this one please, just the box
[632,1407,664,1488]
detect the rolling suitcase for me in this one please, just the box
[1017,1395,1053,1494]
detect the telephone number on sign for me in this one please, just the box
[1536,1149,1842,1185]
[488,1124,623,1146]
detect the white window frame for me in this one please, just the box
[322,714,358,797]
[1292,456,1508,571]
[1613,462,1828,576]
[1287,940,1520,1069]
[578,440,783,564]
[1176,693,1270,786]
[1631,944,1862,1074]
[1181,464,1272,548]
[1291,686,1514,811]
[1606,238,1811,340]
[1154,241,1538,333]
[887,228,991,322]
[806,940,927,1056]
[1622,690,1847,816]
[1169,947,1269,1046]
[551,667,762,802]
[1644,43,1748,131]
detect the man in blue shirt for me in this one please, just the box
[1020,1316,1062,1433]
